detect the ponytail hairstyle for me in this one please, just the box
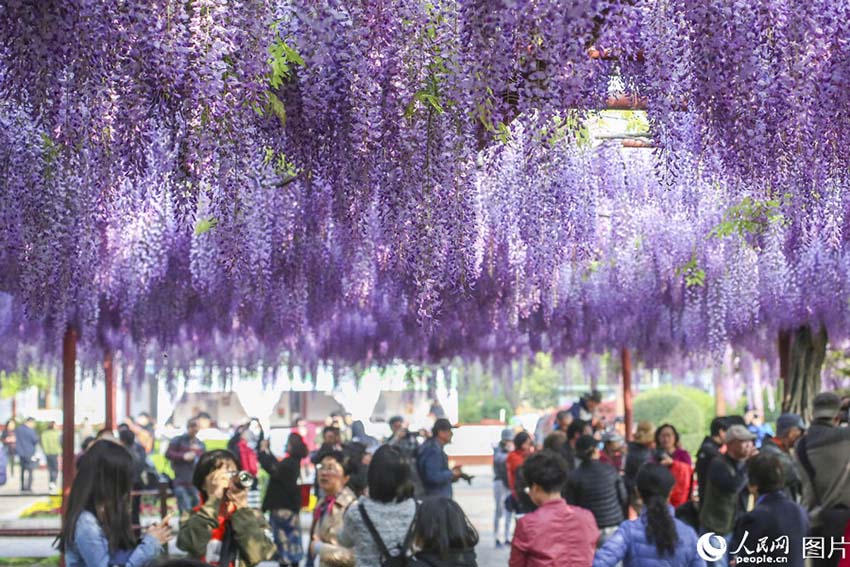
[636,463,678,556]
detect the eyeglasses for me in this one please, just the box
[316,464,342,475]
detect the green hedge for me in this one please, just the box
[633,386,715,455]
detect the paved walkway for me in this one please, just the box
[0,467,511,566]
[0,467,59,521]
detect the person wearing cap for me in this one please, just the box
[759,413,805,502]
[493,428,514,547]
[795,392,850,567]
[624,421,655,509]
[599,432,625,472]
[566,435,627,546]
[698,424,758,567]
[416,418,463,498]
[570,390,603,428]
[695,417,728,509]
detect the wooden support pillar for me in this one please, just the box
[778,330,791,410]
[61,327,77,516]
[621,348,633,442]
[125,379,132,421]
[104,350,116,431]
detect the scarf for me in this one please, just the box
[197,497,237,567]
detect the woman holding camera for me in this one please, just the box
[177,450,275,567]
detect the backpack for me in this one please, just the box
[358,501,424,567]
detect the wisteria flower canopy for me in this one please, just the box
[1,0,849,374]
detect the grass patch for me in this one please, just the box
[0,557,60,566]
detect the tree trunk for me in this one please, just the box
[782,325,827,421]
[713,368,727,417]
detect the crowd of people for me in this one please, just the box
[1,388,849,567]
[493,390,850,567]
[54,411,481,567]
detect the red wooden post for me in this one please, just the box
[125,376,132,421]
[125,358,134,420]
[621,348,634,442]
[778,330,791,411]
[61,327,77,515]
[104,349,116,431]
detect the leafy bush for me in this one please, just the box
[459,389,513,423]
[519,352,562,411]
[633,386,712,455]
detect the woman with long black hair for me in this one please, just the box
[58,440,172,567]
[593,463,705,567]
[259,432,310,567]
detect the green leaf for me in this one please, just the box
[415,91,444,113]
[265,90,287,126]
[195,217,219,236]
[676,255,706,288]
[281,42,304,67]
[267,38,304,89]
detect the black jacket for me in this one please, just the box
[731,491,809,567]
[623,442,652,495]
[413,550,478,567]
[695,436,723,505]
[699,453,749,535]
[258,451,302,512]
[565,459,627,528]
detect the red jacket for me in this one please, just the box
[238,439,259,476]
[506,450,527,496]
[510,498,599,567]
[667,459,693,508]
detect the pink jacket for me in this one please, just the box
[510,498,600,567]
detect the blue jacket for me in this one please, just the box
[417,437,453,498]
[731,491,808,567]
[65,510,161,567]
[594,506,705,567]
[15,424,38,459]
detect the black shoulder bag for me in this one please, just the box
[358,501,420,567]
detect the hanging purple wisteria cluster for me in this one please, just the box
[2,0,850,376]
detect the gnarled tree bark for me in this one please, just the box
[779,325,827,421]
